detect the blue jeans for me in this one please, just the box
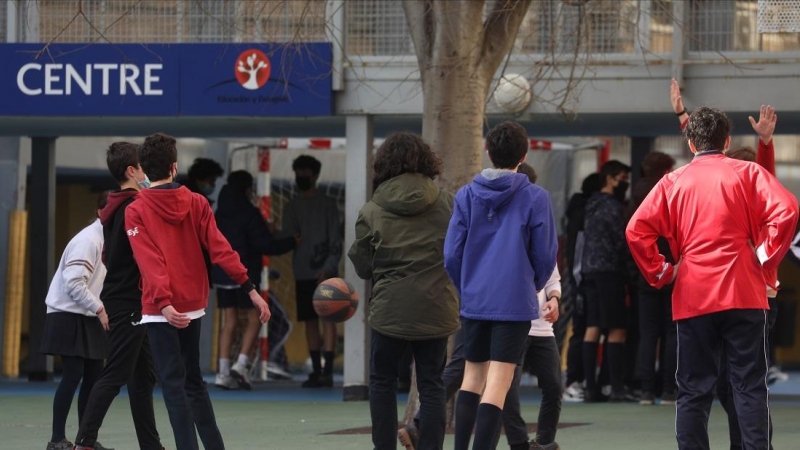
[147,320,224,450]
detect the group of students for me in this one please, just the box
[42,134,271,450]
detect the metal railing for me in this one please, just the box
[17,0,800,57]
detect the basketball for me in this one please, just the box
[312,278,359,323]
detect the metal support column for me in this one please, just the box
[28,137,56,381]
[342,115,373,401]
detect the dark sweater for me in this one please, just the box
[99,189,142,313]
[583,193,627,275]
[212,185,296,288]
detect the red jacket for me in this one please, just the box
[627,153,798,320]
[680,118,780,291]
[125,185,250,315]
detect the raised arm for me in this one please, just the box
[749,105,777,175]
[671,79,690,129]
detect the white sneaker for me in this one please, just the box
[231,361,252,390]
[267,362,292,380]
[215,373,238,390]
[563,382,584,402]
[767,366,789,385]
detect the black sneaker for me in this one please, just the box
[639,392,655,405]
[609,390,639,403]
[46,439,73,450]
[398,424,419,450]
[530,441,560,450]
[583,390,609,403]
[319,373,334,388]
[301,373,322,388]
[660,390,677,405]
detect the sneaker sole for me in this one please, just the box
[562,396,584,403]
[639,400,655,405]
[230,369,252,391]
[397,428,416,450]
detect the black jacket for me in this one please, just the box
[212,185,296,288]
[99,189,142,312]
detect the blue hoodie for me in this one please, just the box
[444,170,558,321]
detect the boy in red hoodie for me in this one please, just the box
[126,133,270,450]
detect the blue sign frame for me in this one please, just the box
[0,43,333,117]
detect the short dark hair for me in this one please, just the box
[97,191,110,210]
[641,152,675,179]
[518,163,537,184]
[140,133,177,182]
[292,155,322,176]
[581,173,603,195]
[726,146,756,162]
[683,106,731,152]
[373,132,442,187]
[187,158,224,182]
[600,160,631,182]
[486,121,528,169]
[106,142,140,184]
[226,170,254,195]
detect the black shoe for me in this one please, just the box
[301,373,322,388]
[398,425,419,450]
[609,390,639,403]
[530,441,560,450]
[319,373,334,387]
[583,390,609,403]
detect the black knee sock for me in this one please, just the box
[473,403,503,450]
[310,350,322,375]
[582,342,599,393]
[454,390,481,450]
[607,343,626,394]
[323,351,335,376]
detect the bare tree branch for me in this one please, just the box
[479,0,533,79]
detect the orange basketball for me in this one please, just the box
[312,278,359,323]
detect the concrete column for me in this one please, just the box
[343,115,373,401]
[630,136,656,188]
[28,137,57,381]
[0,137,22,371]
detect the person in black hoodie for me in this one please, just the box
[626,152,677,406]
[74,142,164,450]
[213,170,298,390]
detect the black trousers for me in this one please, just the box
[148,320,225,450]
[500,336,561,446]
[717,299,778,450]
[75,310,161,449]
[676,309,770,450]
[371,330,449,450]
[565,308,586,386]
[637,286,676,395]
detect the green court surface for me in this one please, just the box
[2,381,798,449]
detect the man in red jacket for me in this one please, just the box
[126,133,270,450]
[627,107,798,450]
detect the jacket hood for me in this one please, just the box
[472,170,529,219]
[138,185,193,224]
[372,173,440,216]
[100,189,138,226]
[215,185,253,217]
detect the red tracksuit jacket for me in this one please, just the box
[125,185,250,315]
[626,152,798,320]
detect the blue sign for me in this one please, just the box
[0,43,332,117]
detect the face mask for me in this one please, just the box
[614,181,629,201]
[199,184,215,196]
[135,174,151,190]
[296,175,313,192]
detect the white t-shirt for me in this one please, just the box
[140,309,206,324]
[529,266,562,337]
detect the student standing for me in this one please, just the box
[627,107,798,450]
[74,143,164,450]
[42,193,111,450]
[445,121,557,450]
[349,132,460,450]
[126,133,270,450]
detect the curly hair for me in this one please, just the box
[683,106,731,152]
[726,146,756,162]
[641,152,676,179]
[373,132,442,187]
[486,121,528,169]
[140,132,177,182]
